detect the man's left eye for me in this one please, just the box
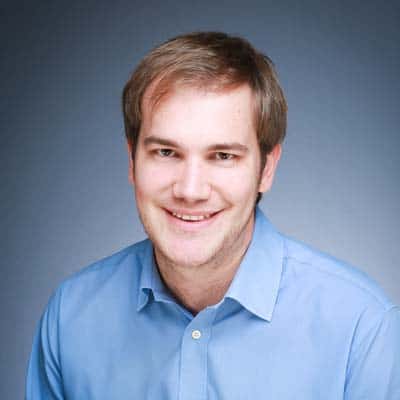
[215,152,235,161]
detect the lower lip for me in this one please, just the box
[164,209,220,232]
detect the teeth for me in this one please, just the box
[172,212,211,221]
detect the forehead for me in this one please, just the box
[140,84,257,147]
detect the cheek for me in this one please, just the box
[134,162,175,195]
[212,164,260,198]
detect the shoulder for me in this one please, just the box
[48,239,151,320]
[62,239,148,288]
[277,234,400,361]
[280,234,396,313]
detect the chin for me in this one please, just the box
[160,242,216,268]
[176,253,213,268]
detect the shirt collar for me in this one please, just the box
[137,241,172,312]
[137,207,284,321]
[224,207,284,321]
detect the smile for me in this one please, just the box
[172,212,212,221]
[165,209,221,228]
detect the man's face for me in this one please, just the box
[129,84,280,269]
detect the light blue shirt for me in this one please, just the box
[26,208,400,399]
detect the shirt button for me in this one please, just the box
[191,329,202,340]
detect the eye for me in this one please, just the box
[157,148,175,157]
[215,152,235,161]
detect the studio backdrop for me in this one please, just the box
[2,1,399,398]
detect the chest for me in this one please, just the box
[60,304,348,399]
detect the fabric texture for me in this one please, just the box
[26,208,400,399]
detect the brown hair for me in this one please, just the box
[122,31,287,167]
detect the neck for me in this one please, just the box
[154,216,254,315]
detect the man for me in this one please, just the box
[26,32,399,399]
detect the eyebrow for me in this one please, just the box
[143,136,179,148]
[207,143,249,153]
[142,135,249,153]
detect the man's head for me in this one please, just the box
[122,32,287,270]
[122,31,287,170]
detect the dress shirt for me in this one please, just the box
[26,208,400,399]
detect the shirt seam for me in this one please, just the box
[205,309,218,400]
[283,250,393,311]
[60,245,133,287]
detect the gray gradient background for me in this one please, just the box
[2,1,399,398]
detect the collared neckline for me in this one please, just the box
[136,207,284,321]
[137,241,173,311]
[224,207,284,321]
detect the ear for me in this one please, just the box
[258,144,282,193]
[127,141,135,185]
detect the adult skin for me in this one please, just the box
[128,84,281,315]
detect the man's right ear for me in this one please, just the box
[127,141,135,185]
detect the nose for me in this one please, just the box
[173,159,211,202]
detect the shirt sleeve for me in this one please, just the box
[25,288,65,400]
[344,306,400,399]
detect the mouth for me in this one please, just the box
[171,211,213,221]
[164,208,221,228]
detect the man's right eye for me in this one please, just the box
[157,148,175,157]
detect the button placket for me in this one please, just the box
[178,308,217,400]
